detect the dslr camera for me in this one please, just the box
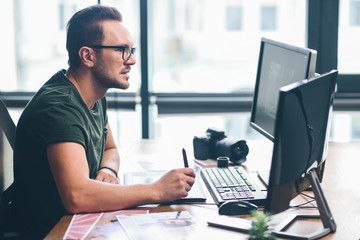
[193,128,249,164]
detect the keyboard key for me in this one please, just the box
[244,180,252,186]
[235,192,248,199]
[220,192,235,200]
[244,191,254,198]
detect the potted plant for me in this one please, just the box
[248,210,276,240]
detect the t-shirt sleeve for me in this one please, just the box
[36,103,89,149]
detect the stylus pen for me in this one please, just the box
[182,148,189,168]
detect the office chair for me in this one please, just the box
[0,98,19,238]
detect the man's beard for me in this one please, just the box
[92,66,130,90]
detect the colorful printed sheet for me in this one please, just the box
[63,212,103,240]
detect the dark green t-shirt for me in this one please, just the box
[14,69,108,238]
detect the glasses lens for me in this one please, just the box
[122,47,136,61]
[122,47,130,61]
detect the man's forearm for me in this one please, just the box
[100,148,120,174]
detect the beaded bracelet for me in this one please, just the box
[99,166,118,178]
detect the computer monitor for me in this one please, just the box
[250,37,317,141]
[265,70,338,239]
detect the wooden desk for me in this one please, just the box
[45,140,360,239]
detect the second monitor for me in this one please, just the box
[250,37,317,141]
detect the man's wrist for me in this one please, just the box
[99,166,118,178]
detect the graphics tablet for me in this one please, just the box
[124,170,207,203]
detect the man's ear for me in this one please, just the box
[78,47,95,67]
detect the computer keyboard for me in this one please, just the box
[201,166,266,206]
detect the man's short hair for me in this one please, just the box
[66,4,122,68]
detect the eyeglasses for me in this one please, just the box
[87,45,136,61]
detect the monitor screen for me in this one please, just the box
[250,38,317,141]
[265,70,338,214]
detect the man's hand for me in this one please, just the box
[152,168,196,202]
[95,168,119,184]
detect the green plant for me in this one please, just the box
[248,210,276,240]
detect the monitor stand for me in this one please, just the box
[272,169,336,240]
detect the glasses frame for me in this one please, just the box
[87,45,136,61]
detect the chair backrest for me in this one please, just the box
[0,98,18,237]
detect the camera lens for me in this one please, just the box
[215,139,249,164]
[230,140,249,164]
[231,144,244,159]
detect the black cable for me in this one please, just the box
[289,192,317,209]
[290,199,317,209]
[300,192,315,199]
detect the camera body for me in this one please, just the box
[193,128,249,164]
